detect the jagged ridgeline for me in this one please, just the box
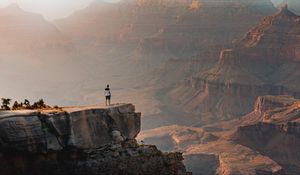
[168,6,300,125]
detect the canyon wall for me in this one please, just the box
[232,96,300,174]
[169,7,300,124]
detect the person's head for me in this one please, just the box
[107,84,109,88]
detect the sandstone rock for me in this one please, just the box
[141,96,300,174]
[0,104,141,152]
[169,7,300,124]
[0,104,190,175]
[231,96,300,174]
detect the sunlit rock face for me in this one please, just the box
[0,104,189,175]
[0,4,72,55]
[169,7,300,123]
[238,5,300,62]
[232,95,300,174]
[140,96,300,174]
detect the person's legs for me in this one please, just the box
[108,96,111,106]
[105,96,108,106]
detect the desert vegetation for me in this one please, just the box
[0,98,60,111]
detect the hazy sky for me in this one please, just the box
[0,0,284,20]
[0,0,95,20]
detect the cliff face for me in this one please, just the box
[232,96,300,174]
[238,5,300,62]
[55,0,276,66]
[0,104,189,175]
[140,96,300,175]
[169,7,300,124]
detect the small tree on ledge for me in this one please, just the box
[1,98,11,110]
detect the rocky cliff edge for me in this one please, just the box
[0,104,190,175]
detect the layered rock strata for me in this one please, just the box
[170,7,300,123]
[232,96,300,174]
[0,104,189,175]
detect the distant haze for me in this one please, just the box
[0,0,285,20]
[0,0,95,20]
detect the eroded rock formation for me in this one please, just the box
[232,96,300,174]
[169,7,300,124]
[140,96,300,174]
[0,104,189,175]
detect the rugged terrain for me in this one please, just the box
[139,95,300,175]
[0,0,279,124]
[0,104,189,175]
[168,6,300,125]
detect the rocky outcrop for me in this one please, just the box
[238,4,300,62]
[0,104,189,175]
[140,96,300,174]
[138,124,283,175]
[232,96,300,174]
[169,7,300,124]
[138,125,218,151]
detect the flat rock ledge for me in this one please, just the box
[0,104,190,175]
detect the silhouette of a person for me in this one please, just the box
[104,84,111,106]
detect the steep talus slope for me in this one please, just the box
[169,6,300,124]
[0,104,189,175]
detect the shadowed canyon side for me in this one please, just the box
[0,104,189,175]
[139,95,300,175]
[168,6,300,125]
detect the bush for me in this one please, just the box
[1,98,11,110]
[1,98,60,111]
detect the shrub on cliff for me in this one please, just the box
[24,99,31,109]
[12,101,24,110]
[2,98,58,110]
[32,99,47,109]
[1,98,11,110]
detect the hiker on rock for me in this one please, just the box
[104,84,111,106]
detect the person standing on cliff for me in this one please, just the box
[104,84,111,106]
